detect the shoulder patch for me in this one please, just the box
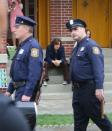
[31,48,39,57]
[92,47,100,55]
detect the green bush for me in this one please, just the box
[7,46,16,60]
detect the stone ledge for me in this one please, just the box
[0,54,8,63]
[53,37,74,42]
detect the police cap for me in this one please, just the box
[66,19,87,31]
[0,94,30,131]
[15,16,36,27]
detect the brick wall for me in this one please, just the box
[49,0,74,57]
[0,39,7,68]
[0,40,7,91]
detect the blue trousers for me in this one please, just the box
[72,80,112,131]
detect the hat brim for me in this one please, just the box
[71,24,85,28]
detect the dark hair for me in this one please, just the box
[51,38,62,45]
[86,29,91,38]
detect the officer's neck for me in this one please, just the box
[77,33,87,43]
[19,33,33,44]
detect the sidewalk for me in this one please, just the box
[36,124,100,131]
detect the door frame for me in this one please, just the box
[23,0,50,48]
[109,0,112,47]
[72,0,112,48]
[38,0,50,48]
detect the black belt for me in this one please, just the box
[72,80,94,90]
[13,81,26,89]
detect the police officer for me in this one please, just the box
[66,19,112,131]
[0,94,30,131]
[5,16,43,102]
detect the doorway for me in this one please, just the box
[73,0,112,47]
[22,0,38,39]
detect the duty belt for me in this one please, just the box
[72,80,94,90]
[13,81,26,89]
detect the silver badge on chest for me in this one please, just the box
[77,47,85,56]
[80,47,85,51]
[18,49,24,54]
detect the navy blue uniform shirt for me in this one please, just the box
[44,43,65,64]
[8,36,43,96]
[70,37,104,89]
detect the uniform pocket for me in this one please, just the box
[77,51,85,59]
[16,53,26,62]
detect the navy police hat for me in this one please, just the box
[66,19,87,31]
[15,16,36,27]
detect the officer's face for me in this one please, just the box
[14,25,29,40]
[71,26,86,42]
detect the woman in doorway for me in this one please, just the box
[8,0,24,46]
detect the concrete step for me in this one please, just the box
[41,82,112,93]
[40,92,72,100]
[102,48,112,56]
[39,93,72,114]
[104,102,112,113]
[48,68,63,76]
[42,84,72,93]
[104,65,112,72]
[41,89,112,100]
[41,81,112,93]
[105,91,112,103]
[48,75,64,84]
[38,96,72,115]
[40,91,112,106]
[38,91,112,114]
[104,73,112,82]
[104,82,112,90]
[39,91,112,114]
[104,57,112,64]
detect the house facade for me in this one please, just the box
[20,0,112,56]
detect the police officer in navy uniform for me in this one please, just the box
[5,16,43,102]
[66,19,112,131]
